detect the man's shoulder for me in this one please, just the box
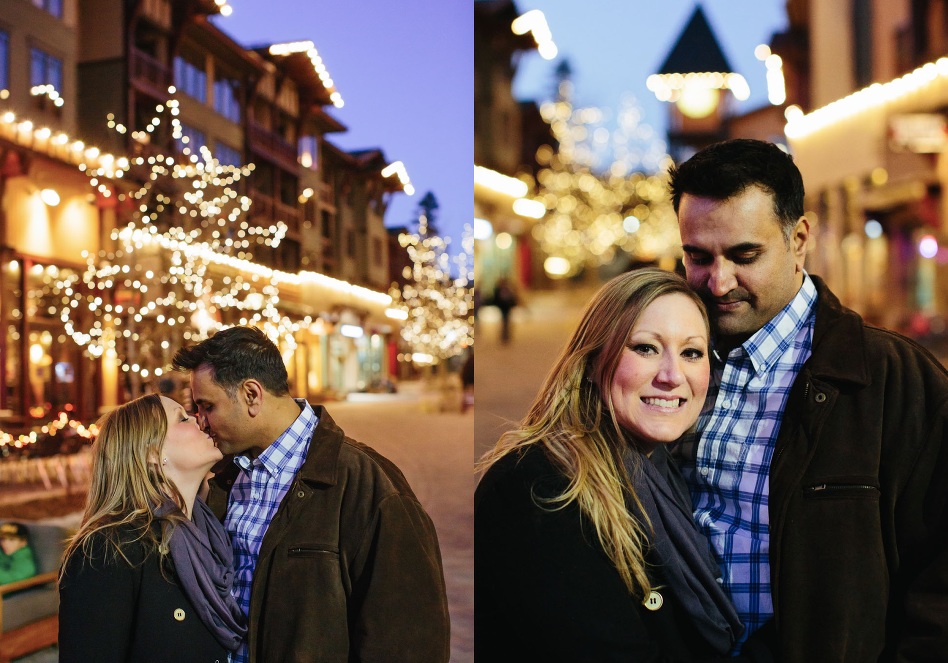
[335,436,418,499]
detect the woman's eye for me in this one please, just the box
[682,348,706,360]
[631,344,657,355]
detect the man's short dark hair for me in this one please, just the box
[172,326,289,398]
[668,139,805,237]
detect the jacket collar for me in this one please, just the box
[296,405,344,487]
[806,275,871,387]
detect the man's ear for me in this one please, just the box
[792,215,810,272]
[241,379,265,417]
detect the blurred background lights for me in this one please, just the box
[623,215,641,233]
[919,234,939,258]
[864,220,883,239]
[495,232,513,250]
[543,256,571,277]
[473,217,494,241]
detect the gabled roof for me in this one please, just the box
[657,5,732,75]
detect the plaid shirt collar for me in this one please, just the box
[714,273,817,377]
[234,399,317,478]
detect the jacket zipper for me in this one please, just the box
[806,483,878,493]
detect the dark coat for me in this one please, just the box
[206,406,450,663]
[766,276,948,661]
[474,445,775,663]
[58,524,228,663]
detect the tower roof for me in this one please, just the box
[657,5,733,75]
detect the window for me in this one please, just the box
[174,55,206,103]
[32,0,62,18]
[214,142,242,167]
[298,135,319,170]
[176,123,206,154]
[213,76,240,122]
[0,31,8,91]
[30,48,63,92]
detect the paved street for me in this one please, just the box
[475,284,596,462]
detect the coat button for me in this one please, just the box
[297,490,305,498]
[643,590,663,611]
[174,608,186,621]
[815,392,827,403]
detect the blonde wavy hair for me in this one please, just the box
[478,267,709,597]
[61,394,188,575]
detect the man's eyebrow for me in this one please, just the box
[681,242,764,253]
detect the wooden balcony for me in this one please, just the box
[130,47,172,100]
[247,121,299,174]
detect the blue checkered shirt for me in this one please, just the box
[226,400,318,663]
[678,274,816,651]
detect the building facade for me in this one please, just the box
[0,0,408,436]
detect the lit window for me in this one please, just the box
[213,76,240,122]
[0,31,8,91]
[30,48,63,91]
[175,123,206,154]
[298,135,319,170]
[32,0,62,18]
[215,142,242,167]
[173,55,206,103]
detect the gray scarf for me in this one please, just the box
[156,497,247,651]
[625,446,744,654]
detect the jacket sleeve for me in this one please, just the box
[58,537,140,663]
[895,399,948,660]
[347,493,450,663]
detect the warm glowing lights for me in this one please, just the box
[474,165,529,198]
[494,232,513,250]
[40,188,60,206]
[757,47,787,106]
[385,307,409,321]
[381,160,414,196]
[30,84,65,107]
[920,235,939,259]
[543,256,571,277]
[511,10,557,60]
[512,197,546,219]
[786,57,948,139]
[473,218,494,240]
[339,324,364,339]
[647,72,750,104]
[865,220,883,239]
[268,40,343,108]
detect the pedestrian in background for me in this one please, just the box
[670,138,948,661]
[173,326,450,663]
[492,277,518,343]
[59,394,245,663]
[476,268,774,662]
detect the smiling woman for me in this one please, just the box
[475,267,775,662]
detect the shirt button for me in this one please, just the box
[701,467,709,476]
[722,400,732,409]
[174,608,186,621]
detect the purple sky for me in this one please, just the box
[213,0,472,256]
[512,0,789,156]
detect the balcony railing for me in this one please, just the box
[247,121,299,173]
[130,47,172,99]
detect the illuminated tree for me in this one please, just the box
[531,74,680,278]
[54,94,308,391]
[389,196,473,366]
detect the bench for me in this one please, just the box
[0,522,69,663]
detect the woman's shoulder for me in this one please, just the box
[63,521,157,574]
[477,444,569,508]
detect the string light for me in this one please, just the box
[388,219,473,364]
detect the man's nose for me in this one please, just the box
[707,260,737,297]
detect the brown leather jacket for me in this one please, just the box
[769,276,948,661]
[207,406,450,663]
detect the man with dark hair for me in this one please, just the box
[172,326,450,663]
[668,138,948,661]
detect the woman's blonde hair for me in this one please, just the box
[61,394,187,574]
[478,267,709,597]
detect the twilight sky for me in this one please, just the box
[213,0,472,256]
[512,0,789,158]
